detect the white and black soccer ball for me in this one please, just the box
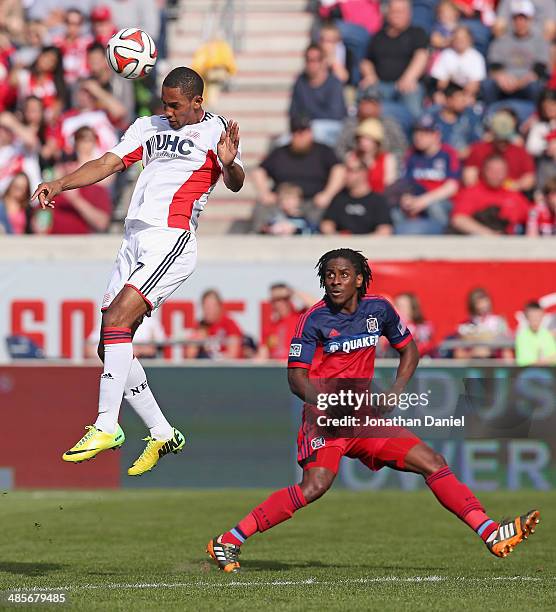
[106,28,157,80]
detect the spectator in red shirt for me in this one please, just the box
[354,118,397,192]
[258,283,314,361]
[90,5,117,47]
[187,290,243,360]
[452,154,531,234]
[394,292,436,356]
[463,110,535,192]
[53,9,92,85]
[45,183,112,234]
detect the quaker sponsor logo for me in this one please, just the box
[311,436,326,450]
[324,334,379,354]
[366,316,379,333]
[145,134,194,159]
[289,343,302,358]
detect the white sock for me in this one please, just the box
[123,357,173,440]
[95,328,134,434]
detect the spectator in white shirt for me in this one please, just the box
[430,25,486,99]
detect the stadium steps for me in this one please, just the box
[168,0,312,233]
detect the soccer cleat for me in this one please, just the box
[487,509,541,558]
[62,425,125,462]
[206,535,241,573]
[127,427,185,476]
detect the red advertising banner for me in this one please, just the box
[0,367,120,488]
[370,261,556,345]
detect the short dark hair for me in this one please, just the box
[162,67,204,98]
[524,301,542,312]
[444,81,465,97]
[316,249,372,299]
[87,41,105,55]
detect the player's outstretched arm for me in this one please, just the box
[217,120,244,192]
[32,152,125,209]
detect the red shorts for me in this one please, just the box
[297,425,422,474]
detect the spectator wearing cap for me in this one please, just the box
[430,26,486,99]
[535,129,556,189]
[335,87,407,168]
[494,0,556,40]
[463,110,535,192]
[251,115,345,217]
[452,154,531,234]
[289,44,347,148]
[484,0,550,107]
[90,6,117,47]
[515,302,556,366]
[525,89,556,158]
[360,0,429,124]
[320,152,393,235]
[389,115,460,234]
[426,82,483,157]
[99,0,160,44]
[354,118,397,192]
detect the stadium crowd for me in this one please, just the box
[0,0,167,235]
[253,0,556,236]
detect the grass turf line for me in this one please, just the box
[0,489,554,611]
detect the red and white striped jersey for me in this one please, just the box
[109,111,242,230]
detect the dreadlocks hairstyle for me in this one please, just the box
[315,248,372,299]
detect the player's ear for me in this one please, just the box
[192,95,203,109]
[355,273,363,288]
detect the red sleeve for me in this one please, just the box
[81,185,112,214]
[452,188,477,217]
[222,316,242,337]
[464,142,489,169]
[519,147,535,174]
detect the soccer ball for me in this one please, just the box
[105,28,157,80]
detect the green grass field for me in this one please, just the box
[0,489,554,611]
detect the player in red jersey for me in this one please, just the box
[207,248,540,572]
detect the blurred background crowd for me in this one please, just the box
[0,0,556,236]
[76,283,554,364]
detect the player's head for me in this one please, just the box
[161,67,205,129]
[316,248,372,306]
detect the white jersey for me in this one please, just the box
[109,111,242,231]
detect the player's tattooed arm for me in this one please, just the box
[218,120,244,192]
[32,153,125,209]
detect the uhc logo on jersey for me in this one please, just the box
[145,134,194,160]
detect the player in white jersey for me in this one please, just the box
[32,67,244,476]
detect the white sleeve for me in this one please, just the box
[430,51,450,81]
[108,118,145,168]
[467,51,486,81]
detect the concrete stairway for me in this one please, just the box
[167,0,312,233]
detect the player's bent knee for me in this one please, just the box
[300,472,334,503]
[425,452,447,476]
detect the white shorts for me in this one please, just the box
[101,220,197,314]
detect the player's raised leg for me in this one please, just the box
[63,287,145,462]
[401,441,540,557]
[207,450,339,572]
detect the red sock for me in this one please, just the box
[426,467,498,542]
[221,485,307,546]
